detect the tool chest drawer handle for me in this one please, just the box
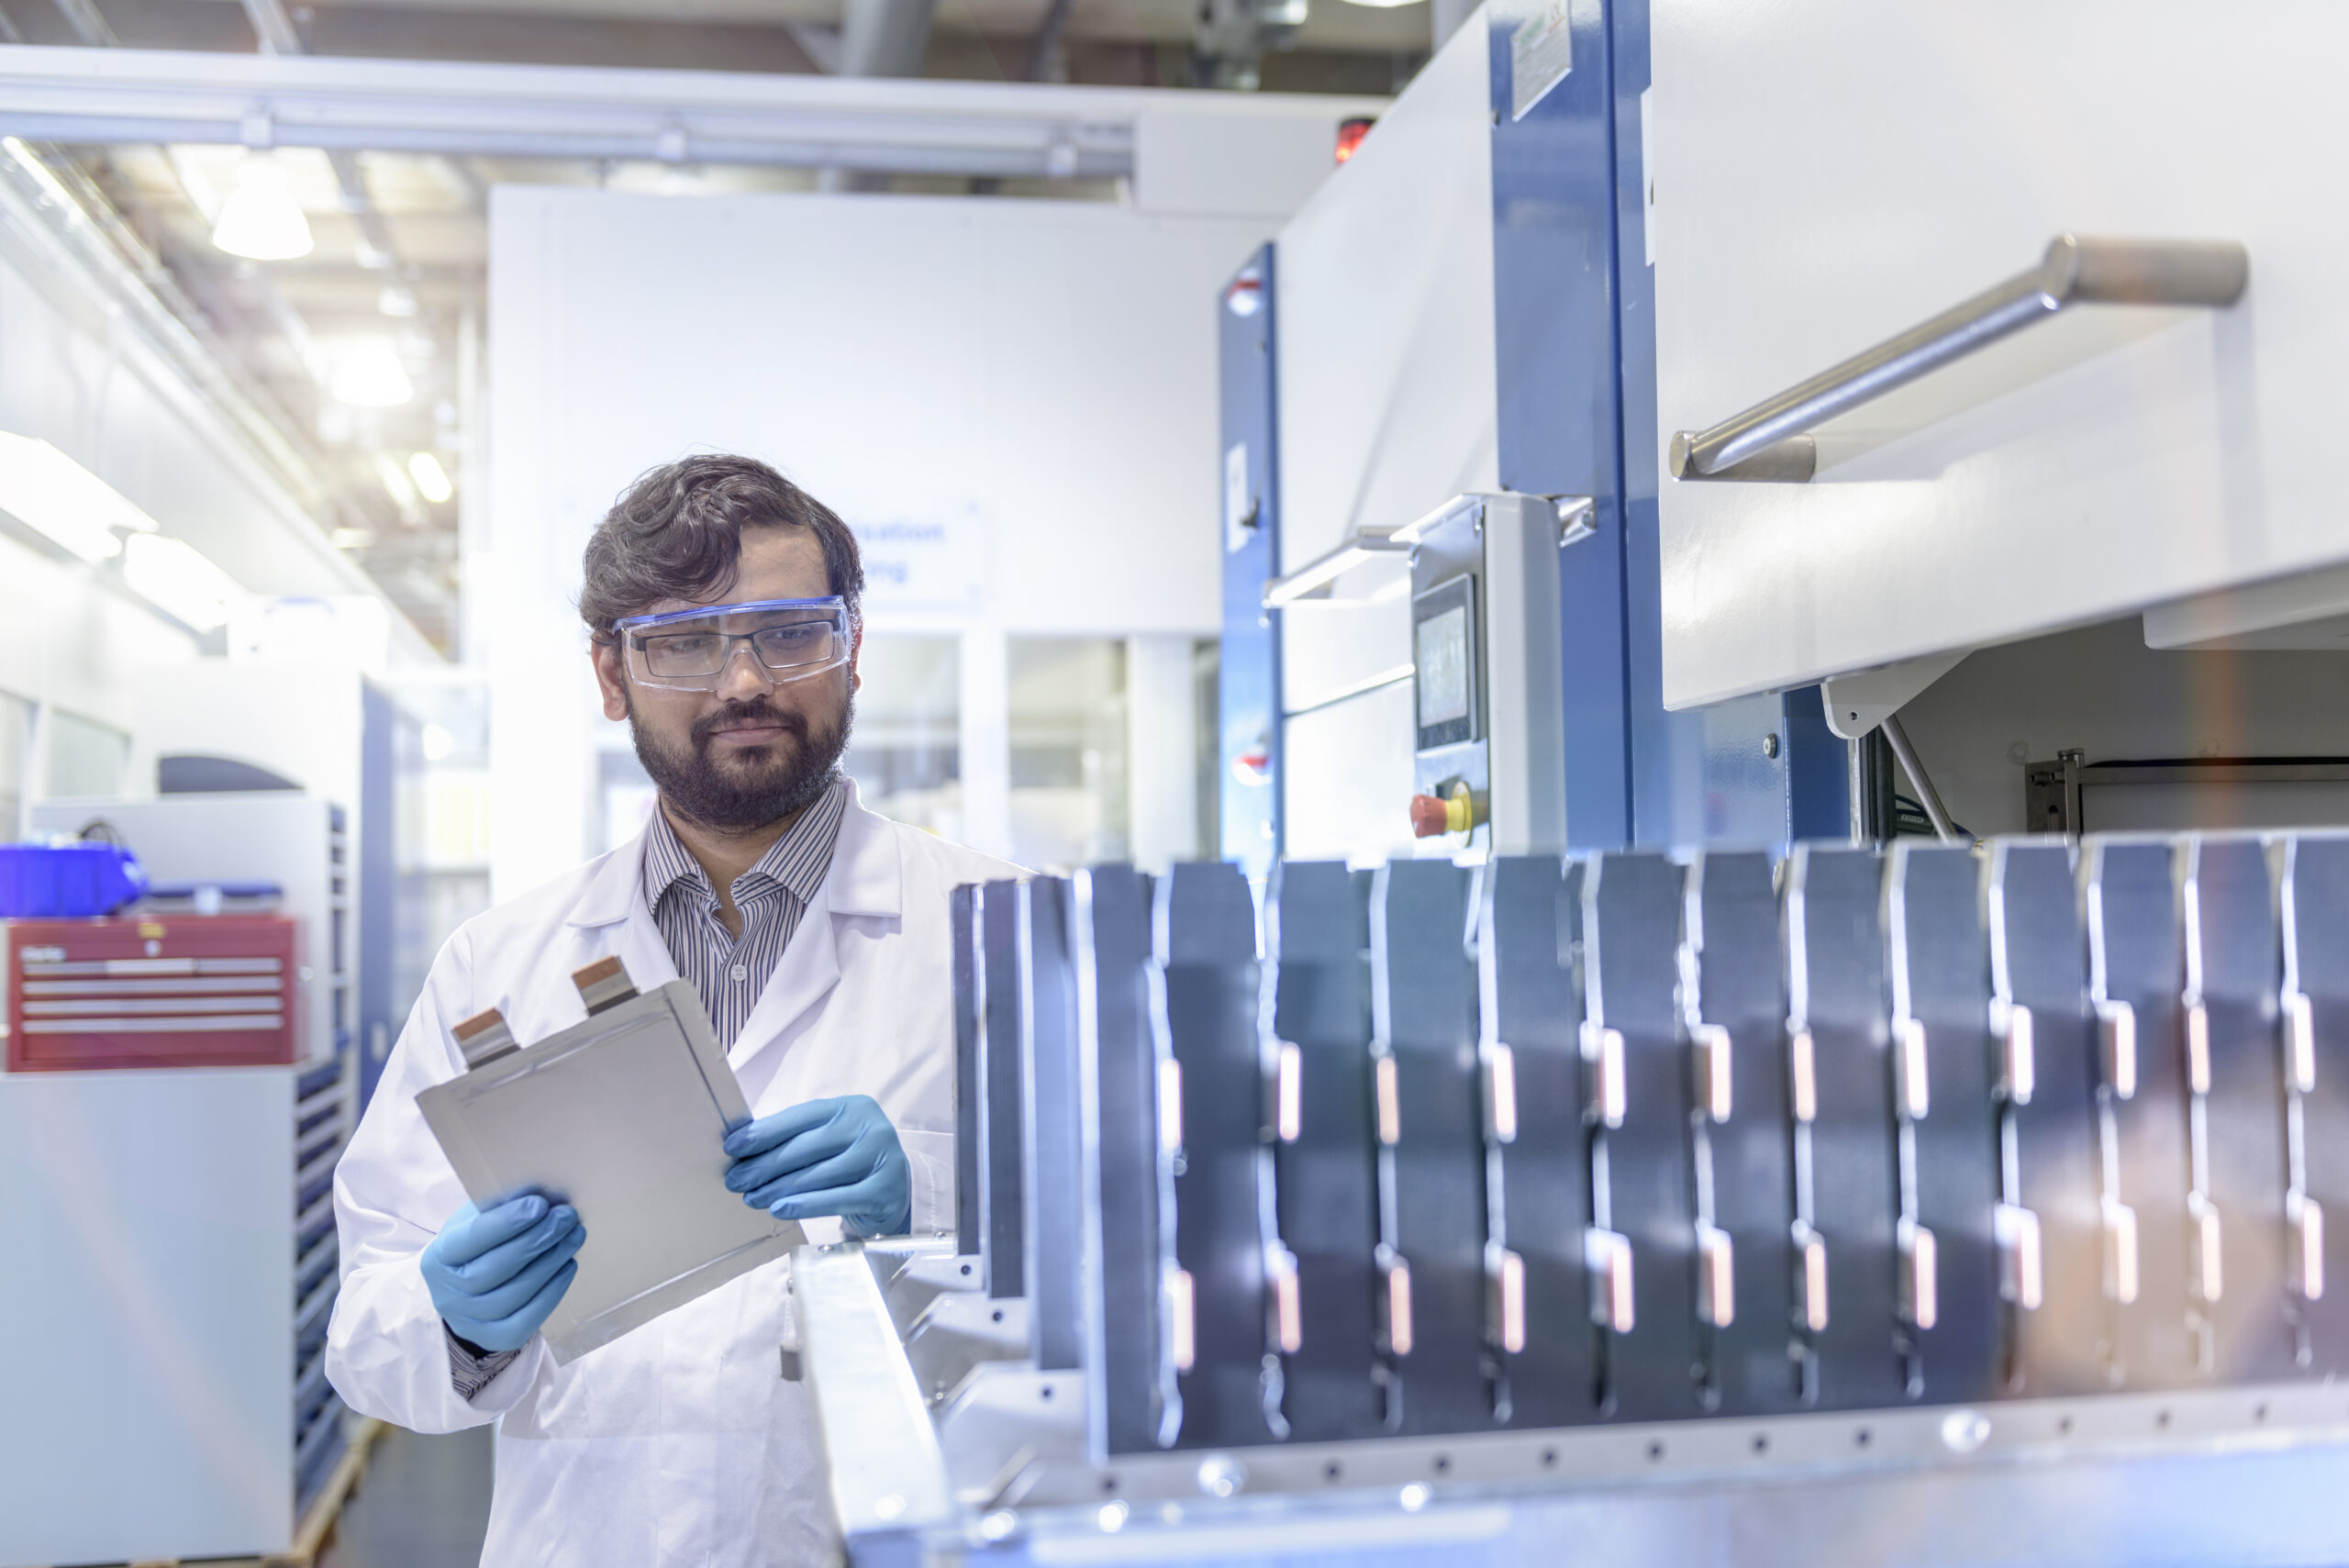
[1668,236,2248,484]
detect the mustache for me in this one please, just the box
[689,700,808,746]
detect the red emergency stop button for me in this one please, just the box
[1409,784,1477,839]
[1409,795,1450,838]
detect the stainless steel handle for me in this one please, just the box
[1668,235,2248,484]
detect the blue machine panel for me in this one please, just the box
[1217,246,1283,880]
[1488,0,1631,852]
[1485,0,1851,851]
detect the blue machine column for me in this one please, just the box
[1487,0,1848,851]
[1216,246,1283,880]
[1602,0,1849,846]
[1488,0,1632,852]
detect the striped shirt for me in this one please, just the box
[641,778,849,1046]
[445,779,848,1401]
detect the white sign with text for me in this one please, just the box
[848,506,988,616]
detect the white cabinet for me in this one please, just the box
[1651,0,2349,707]
[0,1062,351,1563]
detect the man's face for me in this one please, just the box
[592,528,861,832]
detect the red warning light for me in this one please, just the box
[1335,117,1375,165]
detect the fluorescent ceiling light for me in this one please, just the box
[407,451,454,505]
[0,432,158,562]
[1262,526,1408,607]
[210,156,314,261]
[332,339,415,406]
[123,533,244,631]
[375,450,417,507]
[3,136,80,212]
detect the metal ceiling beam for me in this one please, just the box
[0,46,1386,178]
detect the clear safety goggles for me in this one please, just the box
[615,596,852,692]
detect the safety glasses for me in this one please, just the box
[615,595,852,692]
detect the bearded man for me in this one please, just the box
[326,455,1016,1565]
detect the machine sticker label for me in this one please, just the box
[1508,0,1575,122]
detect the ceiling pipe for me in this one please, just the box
[838,0,939,80]
[818,0,941,189]
[1021,0,1078,83]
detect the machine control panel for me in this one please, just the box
[1400,494,1579,858]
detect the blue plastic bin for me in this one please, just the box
[0,841,150,917]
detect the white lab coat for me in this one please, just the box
[327,783,1017,1567]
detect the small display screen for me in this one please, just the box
[1417,606,1471,728]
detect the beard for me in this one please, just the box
[626,682,853,832]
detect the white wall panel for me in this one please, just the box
[0,1070,295,1564]
[1651,0,2349,708]
[487,187,1274,893]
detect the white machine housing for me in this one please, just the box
[1649,0,2349,706]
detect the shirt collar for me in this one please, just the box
[640,777,850,911]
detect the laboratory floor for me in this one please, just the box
[318,1425,494,1568]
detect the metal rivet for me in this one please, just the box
[1763,732,1780,759]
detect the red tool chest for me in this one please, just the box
[5,915,303,1072]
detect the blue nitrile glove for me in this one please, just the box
[420,1194,587,1353]
[723,1095,913,1236]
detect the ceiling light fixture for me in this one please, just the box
[0,432,158,562]
[209,155,313,261]
[332,339,415,407]
[375,450,418,507]
[407,451,455,505]
[122,533,244,631]
[377,285,418,318]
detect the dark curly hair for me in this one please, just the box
[578,454,863,647]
